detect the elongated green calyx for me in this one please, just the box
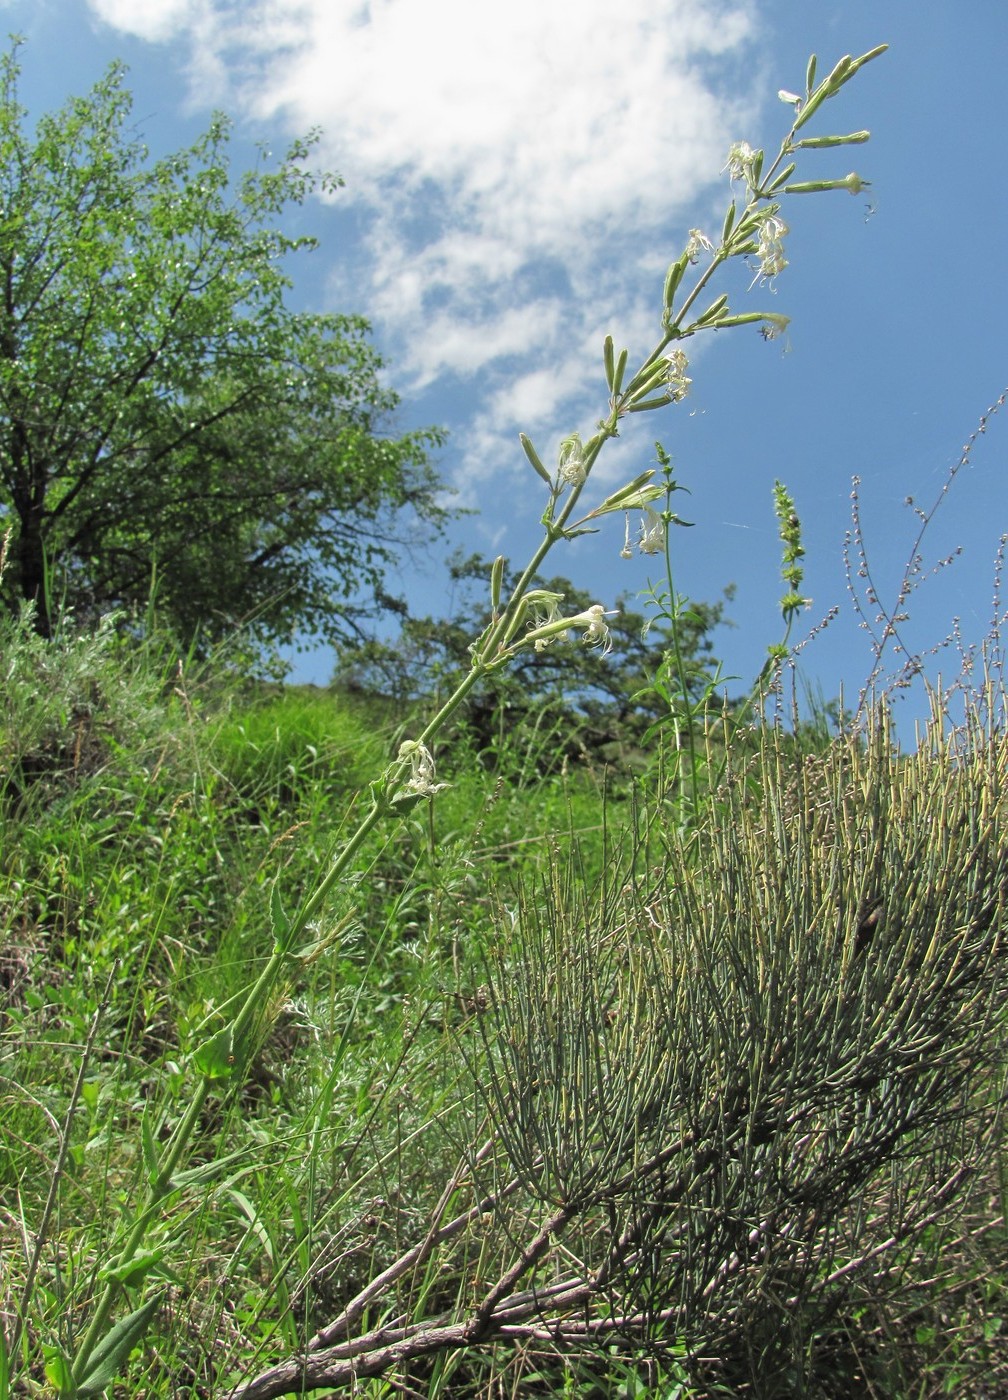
[663,255,689,317]
[519,432,552,485]
[763,161,797,194]
[782,173,870,195]
[585,472,663,519]
[711,312,766,329]
[612,347,629,397]
[794,44,887,130]
[693,294,729,327]
[490,555,505,613]
[794,131,871,148]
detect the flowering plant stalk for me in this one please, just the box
[62,43,886,1396]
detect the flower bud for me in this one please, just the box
[612,346,629,397]
[519,433,552,485]
[781,174,871,195]
[490,555,505,614]
[663,254,688,310]
[793,131,871,148]
[603,334,615,392]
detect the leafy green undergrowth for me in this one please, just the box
[0,618,622,1278]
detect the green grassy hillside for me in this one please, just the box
[1,604,1006,1397]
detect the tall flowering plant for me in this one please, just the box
[53,44,888,1398]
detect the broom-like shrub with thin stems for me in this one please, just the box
[228,694,1008,1398]
[7,45,890,1396]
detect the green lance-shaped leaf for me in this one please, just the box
[99,1248,165,1288]
[43,1345,74,1397]
[269,879,291,954]
[0,1324,8,1400]
[74,1294,162,1398]
[603,333,615,391]
[193,1022,236,1080]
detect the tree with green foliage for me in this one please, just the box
[0,43,445,647]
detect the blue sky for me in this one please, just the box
[8,0,1007,726]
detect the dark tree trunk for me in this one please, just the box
[15,501,50,637]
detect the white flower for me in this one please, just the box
[527,591,568,651]
[665,348,691,402]
[778,88,802,110]
[638,507,666,555]
[749,211,789,288]
[620,513,634,559]
[685,228,714,263]
[557,433,587,487]
[397,740,449,797]
[760,313,791,342]
[724,140,758,186]
[524,594,616,656]
[571,604,618,656]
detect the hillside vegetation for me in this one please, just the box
[1,594,1006,1397]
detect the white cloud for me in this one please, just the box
[400,301,564,389]
[88,0,763,506]
[90,0,201,43]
